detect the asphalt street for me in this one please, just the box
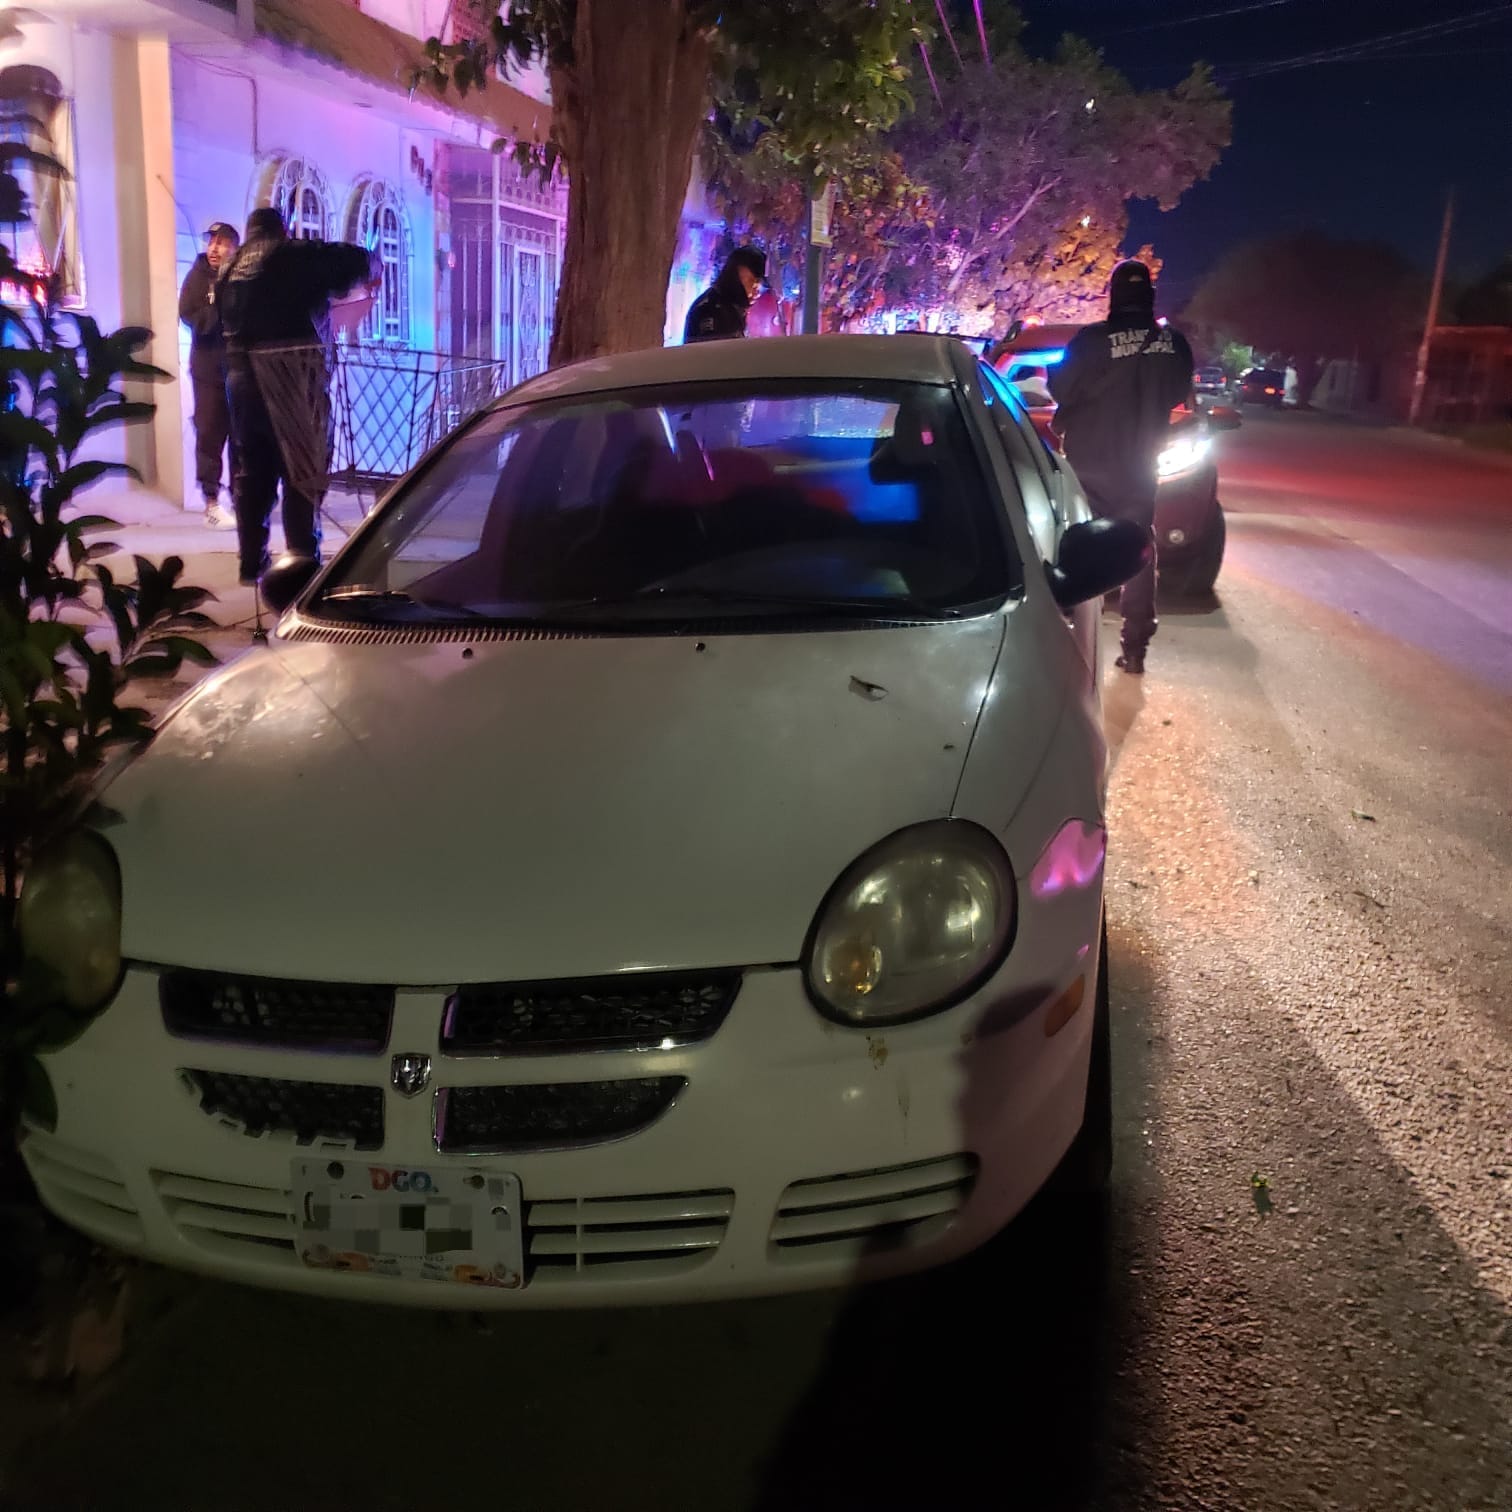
[4,414,1509,1511]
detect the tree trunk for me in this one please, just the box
[548,1,711,367]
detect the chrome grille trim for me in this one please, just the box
[442,970,741,1056]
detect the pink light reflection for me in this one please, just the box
[1029,820,1107,900]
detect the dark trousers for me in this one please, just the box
[1080,470,1159,655]
[226,361,322,581]
[190,366,234,501]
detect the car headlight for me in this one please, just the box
[18,830,123,1012]
[1157,433,1212,480]
[804,821,1016,1026]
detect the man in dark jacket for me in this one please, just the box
[218,206,377,584]
[683,247,766,343]
[178,221,240,529]
[1049,260,1194,674]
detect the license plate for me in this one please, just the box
[293,1159,525,1289]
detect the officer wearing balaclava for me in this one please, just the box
[1050,260,1194,675]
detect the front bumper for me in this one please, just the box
[23,925,1101,1308]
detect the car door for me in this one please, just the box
[973,363,1099,671]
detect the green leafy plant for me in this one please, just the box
[0,248,218,1135]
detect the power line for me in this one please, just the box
[1230,3,1512,78]
[1098,0,1305,37]
[1238,43,1512,64]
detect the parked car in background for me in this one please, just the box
[19,335,1146,1309]
[1194,364,1229,397]
[1237,366,1287,407]
[988,327,1239,597]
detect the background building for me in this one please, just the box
[6,0,579,510]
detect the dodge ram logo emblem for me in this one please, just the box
[390,1053,431,1097]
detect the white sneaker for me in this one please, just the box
[204,497,236,530]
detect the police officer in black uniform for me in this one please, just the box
[1049,260,1194,675]
[217,206,377,584]
[683,247,767,343]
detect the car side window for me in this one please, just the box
[977,363,1060,563]
[983,363,1061,486]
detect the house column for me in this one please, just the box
[110,35,184,505]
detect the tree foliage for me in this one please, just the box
[706,142,936,329]
[418,0,930,363]
[890,10,1227,330]
[1456,255,1512,326]
[1185,232,1427,366]
[0,248,218,1129]
[984,224,1164,330]
[710,2,1227,335]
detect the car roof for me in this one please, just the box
[996,324,1086,353]
[501,334,966,407]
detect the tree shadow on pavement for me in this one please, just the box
[751,935,1164,1512]
[1103,668,1147,776]
[1159,586,1224,615]
[749,1194,1140,1512]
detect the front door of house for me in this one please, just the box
[512,244,547,386]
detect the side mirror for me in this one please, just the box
[1047,518,1150,610]
[1206,404,1242,431]
[259,553,321,614]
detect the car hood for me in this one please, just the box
[103,617,1013,983]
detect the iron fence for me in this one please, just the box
[332,347,507,484]
[251,344,508,503]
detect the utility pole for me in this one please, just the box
[803,173,834,336]
[1408,188,1454,427]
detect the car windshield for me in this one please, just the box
[311,379,1014,627]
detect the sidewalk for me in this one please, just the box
[1290,405,1512,469]
[62,483,376,706]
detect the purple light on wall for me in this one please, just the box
[1029,820,1107,900]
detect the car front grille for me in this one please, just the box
[22,1131,145,1249]
[435,1077,686,1153]
[770,1154,979,1259]
[182,1069,385,1150]
[442,971,741,1055]
[160,970,394,1054]
[527,1189,735,1278]
[148,1171,734,1282]
[153,1170,298,1264]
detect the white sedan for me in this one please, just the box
[20,335,1145,1307]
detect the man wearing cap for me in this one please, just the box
[683,247,767,343]
[217,206,378,585]
[177,221,241,529]
[1049,259,1194,675]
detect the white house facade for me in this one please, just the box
[4,0,590,510]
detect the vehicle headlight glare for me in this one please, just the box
[1157,434,1211,480]
[806,822,1016,1025]
[18,831,124,1013]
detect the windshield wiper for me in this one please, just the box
[318,588,493,623]
[546,584,961,620]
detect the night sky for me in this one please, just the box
[1017,0,1512,310]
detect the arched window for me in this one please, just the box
[259,156,333,241]
[347,176,411,347]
